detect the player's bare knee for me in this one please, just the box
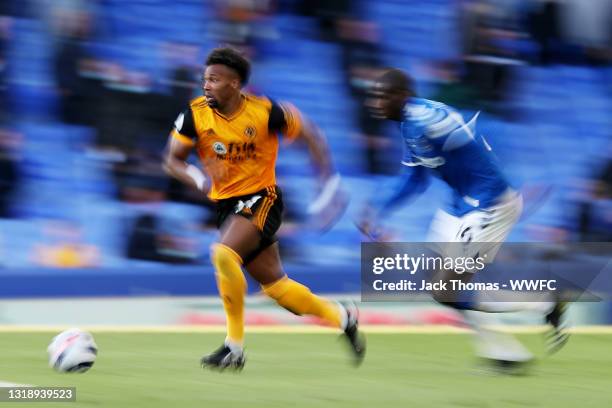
[244,243,285,285]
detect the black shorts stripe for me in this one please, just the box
[255,187,277,231]
[215,186,284,265]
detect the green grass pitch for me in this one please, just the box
[1,331,611,407]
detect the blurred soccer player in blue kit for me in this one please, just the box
[358,68,568,373]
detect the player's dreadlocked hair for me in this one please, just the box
[205,47,251,86]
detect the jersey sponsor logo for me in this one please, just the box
[174,113,184,131]
[213,142,227,155]
[244,126,256,138]
[215,142,257,162]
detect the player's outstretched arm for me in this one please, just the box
[297,117,334,181]
[373,165,430,214]
[356,165,430,241]
[162,135,207,192]
[297,117,348,230]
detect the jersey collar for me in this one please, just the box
[214,94,247,121]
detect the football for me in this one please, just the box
[47,328,98,373]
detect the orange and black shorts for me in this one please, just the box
[216,186,283,255]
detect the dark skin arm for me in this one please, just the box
[297,117,334,182]
[162,136,206,192]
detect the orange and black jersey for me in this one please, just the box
[171,94,302,200]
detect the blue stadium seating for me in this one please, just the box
[2,0,609,289]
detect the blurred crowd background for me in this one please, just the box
[0,0,610,279]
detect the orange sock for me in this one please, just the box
[262,276,343,328]
[211,244,246,346]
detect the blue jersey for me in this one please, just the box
[377,98,511,216]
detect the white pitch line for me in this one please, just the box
[0,324,612,334]
[0,381,33,387]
